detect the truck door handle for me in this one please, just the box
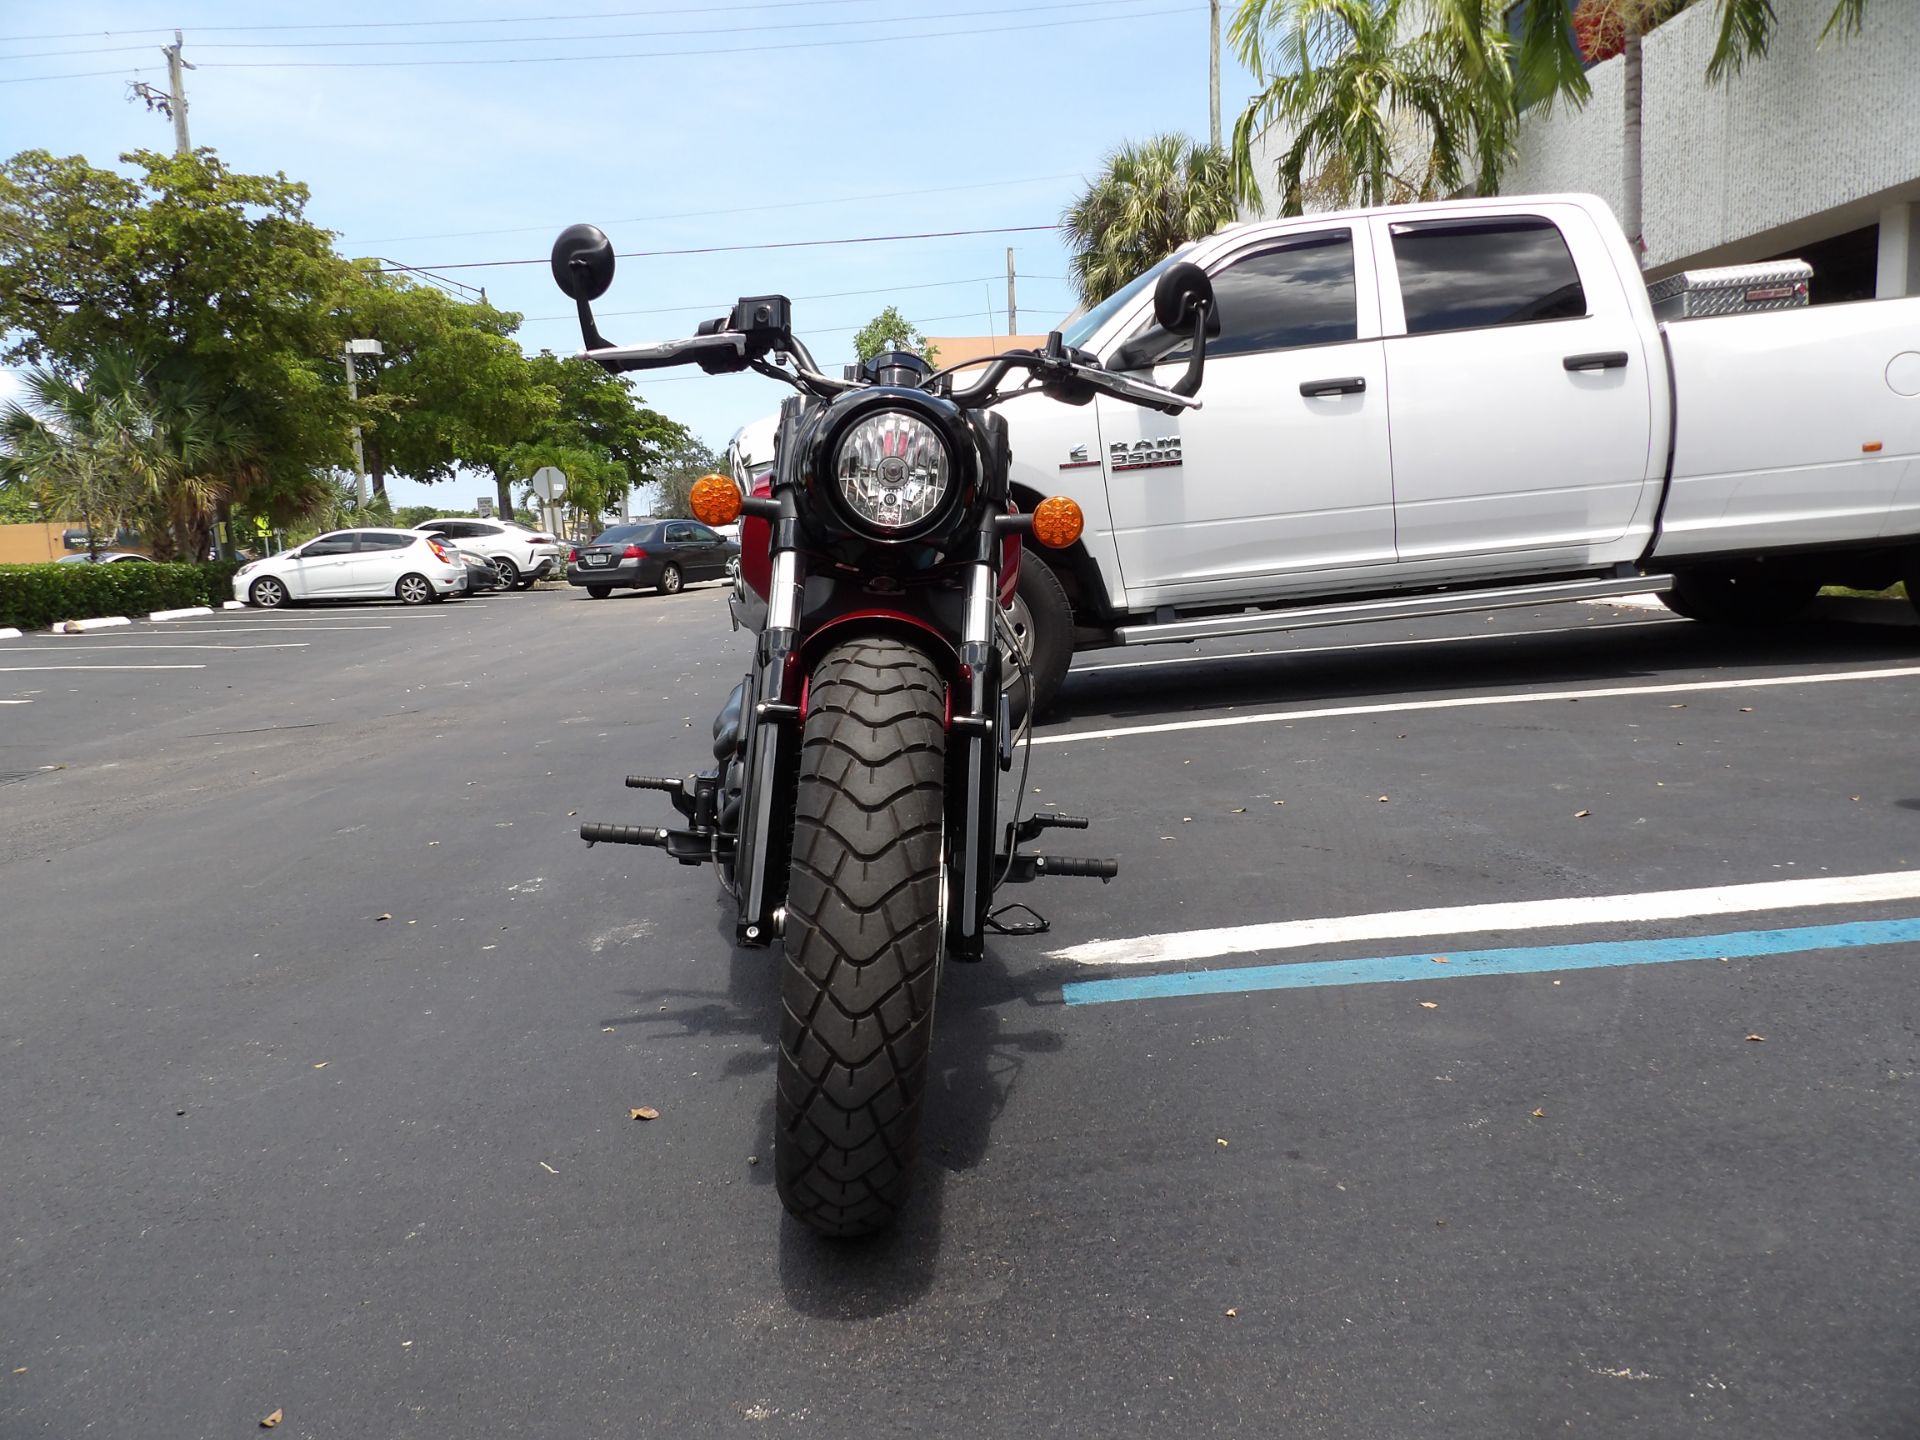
[1300,376,1366,397]
[1563,351,1629,372]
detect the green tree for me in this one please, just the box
[647,436,723,519]
[1062,134,1239,305]
[0,352,189,556]
[333,267,556,502]
[852,307,939,366]
[1228,0,1512,216]
[523,352,687,502]
[0,148,357,537]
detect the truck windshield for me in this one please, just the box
[1055,245,1198,353]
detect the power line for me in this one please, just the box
[515,272,1071,324]
[191,7,1200,70]
[0,2,904,42]
[361,171,1085,246]
[0,66,158,85]
[380,223,1063,274]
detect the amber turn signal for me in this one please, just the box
[1031,495,1084,549]
[689,473,744,527]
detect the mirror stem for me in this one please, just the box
[1172,301,1210,398]
[576,295,613,352]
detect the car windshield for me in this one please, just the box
[593,524,657,545]
[1055,246,1197,352]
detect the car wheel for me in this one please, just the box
[1002,557,1073,723]
[658,563,683,596]
[491,556,521,589]
[586,585,611,599]
[396,573,435,606]
[249,575,288,609]
[725,555,741,582]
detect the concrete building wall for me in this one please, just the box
[1502,47,1627,226]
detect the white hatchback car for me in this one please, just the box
[233,528,466,608]
[410,518,563,590]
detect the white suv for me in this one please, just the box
[411,518,562,590]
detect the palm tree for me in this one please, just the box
[0,353,176,557]
[1228,0,1520,216]
[1062,134,1240,306]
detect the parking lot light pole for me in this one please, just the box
[342,338,384,508]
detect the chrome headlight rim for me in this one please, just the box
[816,395,970,543]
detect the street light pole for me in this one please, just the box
[342,338,384,508]
[1209,0,1222,152]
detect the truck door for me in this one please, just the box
[1373,210,1657,568]
[1096,224,1396,606]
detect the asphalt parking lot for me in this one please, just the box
[5,583,1920,1438]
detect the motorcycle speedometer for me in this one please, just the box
[832,411,951,534]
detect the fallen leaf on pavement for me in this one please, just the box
[1739,707,1753,713]
[260,1410,283,1429]
[630,1107,659,1121]
[1419,1001,1439,1009]
[1746,1034,1765,1042]
[1231,807,1246,814]
[1224,1308,1238,1318]
[539,1161,558,1174]
[312,1062,327,1070]
[1574,809,1590,818]
[1531,1108,1546,1118]
[1378,795,1390,803]
[373,913,392,922]
[1431,957,1449,964]
[1216,1138,1229,1148]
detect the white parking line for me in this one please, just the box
[1051,869,1920,968]
[0,664,207,672]
[0,643,309,652]
[56,625,392,635]
[1035,664,1920,746]
[1073,619,1682,676]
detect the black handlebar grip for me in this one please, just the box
[1030,855,1120,879]
[580,822,668,847]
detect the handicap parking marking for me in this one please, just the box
[1035,664,1920,747]
[1071,618,1684,677]
[1061,916,1920,1006]
[1051,870,1920,969]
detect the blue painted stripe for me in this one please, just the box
[1060,916,1920,1007]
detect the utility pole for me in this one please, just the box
[1006,248,1017,335]
[342,339,384,508]
[1209,0,1222,152]
[164,31,192,153]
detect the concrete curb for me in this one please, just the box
[57,616,132,633]
[148,606,213,623]
[222,600,246,610]
[0,628,21,640]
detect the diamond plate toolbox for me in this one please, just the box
[1647,260,1814,321]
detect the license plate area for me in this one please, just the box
[585,554,610,566]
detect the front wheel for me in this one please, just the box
[248,576,288,609]
[777,638,947,1238]
[1002,557,1073,723]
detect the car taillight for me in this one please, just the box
[426,539,451,562]
[530,534,555,544]
[567,547,578,562]
[622,544,646,559]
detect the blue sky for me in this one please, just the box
[0,1,1258,510]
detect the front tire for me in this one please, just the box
[491,556,521,589]
[586,584,611,600]
[776,638,947,1238]
[658,563,683,596]
[1660,564,1818,625]
[248,576,288,609]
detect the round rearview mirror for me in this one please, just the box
[1152,261,1215,333]
[550,224,615,302]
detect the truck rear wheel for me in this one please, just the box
[1660,565,1818,625]
[776,637,947,1238]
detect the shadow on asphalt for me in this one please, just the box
[597,876,1080,1318]
[1047,604,1920,727]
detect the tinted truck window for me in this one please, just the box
[1142,231,1358,363]
[1391,218,1586,335]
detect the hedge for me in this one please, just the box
[0,561,244,631]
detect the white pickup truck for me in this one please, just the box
[735,193,1920,712]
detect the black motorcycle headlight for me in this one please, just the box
[832,411,952,534]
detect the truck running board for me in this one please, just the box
[1114,574,1673,648]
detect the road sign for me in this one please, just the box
[476,496,494,517]
[531,466,567,501]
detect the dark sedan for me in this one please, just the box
[566,520,739,598]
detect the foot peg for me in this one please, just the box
[581,821,670,847]
[1013,811,1089,843]
[995,852,1119,883]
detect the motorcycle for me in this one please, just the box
[552,223,1217,1237]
